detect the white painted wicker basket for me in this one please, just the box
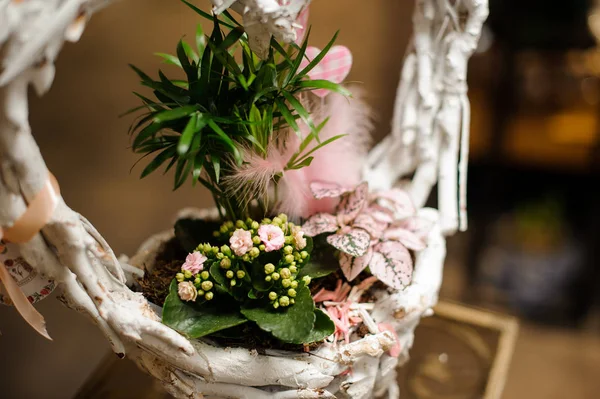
[0,1,488,398]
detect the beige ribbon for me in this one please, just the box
[0,172,60,340]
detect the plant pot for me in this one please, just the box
[125,207,446,399]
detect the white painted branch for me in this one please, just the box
[364,0,489,235]
[211,0,311,58]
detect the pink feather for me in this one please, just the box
[222,88,372,219]
[277,88,373,219]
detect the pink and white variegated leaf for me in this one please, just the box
[327,228,370,257]
[339,248,373,281]
[337,182,368,224]
[370,241,413,289]
[376,188,416,219]
[382,227,426,251]
[365,205,394,224]
[309,181,352,200]
[302,213,338,237]
[353,213,387,239]
[392,217,433,240]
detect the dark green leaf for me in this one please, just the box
[296,31,339,79]
[297,79,352,96]
[178,113,200,155]
[180,0,236,29]
[155,52,182,67]
[303,309,335,343]
[240,285,315,344]
[153,105,198,123]
[282,91,315,132]
[163,280,247,339]
[140,146,176,178]
[275,99,299,132]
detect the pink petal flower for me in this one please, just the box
[353,213,387,239]
[258,224,285,252]
[326,228,370,257]
[370,241,413,289]
[181,252,207,275]
[382,227,426,251]
[291,226,307,250]
[177,281,198,302]
[376,188,416,219]
[229,229,254,256]
[302,213,338,237]
[337,182,369,224]
[339,248,373,281]
[310,181,352,199]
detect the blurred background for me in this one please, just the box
[1,0,600,397]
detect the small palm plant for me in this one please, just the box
[128,1,349,222]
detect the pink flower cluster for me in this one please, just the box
[181,252,207,275]
[258,224,285,252]
[229,229,253,256]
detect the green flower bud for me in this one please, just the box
[289,266,297,274]
[221,245,231,256]
[294,253,301,261]
[290,281,298,289]
[205,292,214,300]
[220,258,231,269]
[283,246,293,255]
[290,298,295,304]
[242,254,250,262]
[278,214,288,223]
[235,220,246,229]
[252,236,261,245]
[265,276,272,282]
[213,231,220,238]
[284,254,294,264]
[236,270,246,279]
[280,268,291,279]
[259,244,266,251]
[200,271,210,280]
[197,290,205,296]
[220,225,228,234]
[246,217,253,225]
[225,221,234,229]
[302,276,311,285]
[176,273,184,282]
[287,288,297,298]
[226,270,234,279]
[251,221,260,230]
[273,301,280,309]
[230,279,237,287]
[249,247,260,258]
[279,296,290,307]
[271,272,280,281]
[194,277,201,285]
[217,252,224,259]
[212,247,219,255]
[284,236,293,245]
[264,263,275,274]
[201,281,213,291]
[273,217,282,225]
[281,278,291,288]
[183,270,192,279]
[301,251,309,259]
[268,291,278,300]
[262,218,272,224]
